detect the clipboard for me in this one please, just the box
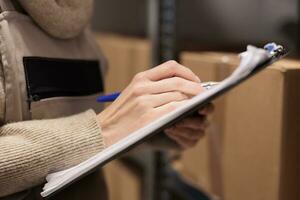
[41,43,287,198]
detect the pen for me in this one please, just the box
[97,81,219,103]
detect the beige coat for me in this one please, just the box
[0,1,109,199]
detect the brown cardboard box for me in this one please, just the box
[104,160,141,200]
[95,33,151,200]
[95,32,151,92]
[179,52,237,198]
[180,52,300,200]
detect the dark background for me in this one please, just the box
[92,0,298,55]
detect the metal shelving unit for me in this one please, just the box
[146,1,211,200]
[147,1,178,200]
[148,0,178,66]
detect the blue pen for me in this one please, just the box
[97,92,121,102]
[97,82,219,103]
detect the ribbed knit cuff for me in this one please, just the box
[45,109,106,172]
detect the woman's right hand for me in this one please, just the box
[97,61,204,147]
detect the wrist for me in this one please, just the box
[97,113,116,147]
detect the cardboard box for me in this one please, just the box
[103,160,141,200]
[180,52,300,200]
[179,52,236,198]
[95,33,151,200]
[95,32,151,92]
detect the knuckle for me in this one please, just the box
[166,60,178,66]
[167,60,180,71]
[173,77,185,88]
[133,72,146,82]
[131,84,145,96]
[136,96,150,109]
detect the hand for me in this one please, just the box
[164,103,214,150]
[97,61,204,147]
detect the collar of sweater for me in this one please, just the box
[18,0,94,39]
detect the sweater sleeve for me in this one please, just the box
[0,109,105,197]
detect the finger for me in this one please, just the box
[145,60,201,83]
[142,92,189,108]
[165,130,199,149]
[175,117,207,130]
[166,127,205,140]
[198,103,215,115]
[153,100,188,117]
[148,77,205,96]
[165,130,185,148]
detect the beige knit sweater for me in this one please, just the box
[18,0,94,39]
[0,0,105,198]
[0,110,105,197]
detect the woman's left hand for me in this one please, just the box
[164,103,214,150]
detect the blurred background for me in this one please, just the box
[93,0,298,54]
[91,1,300,200]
